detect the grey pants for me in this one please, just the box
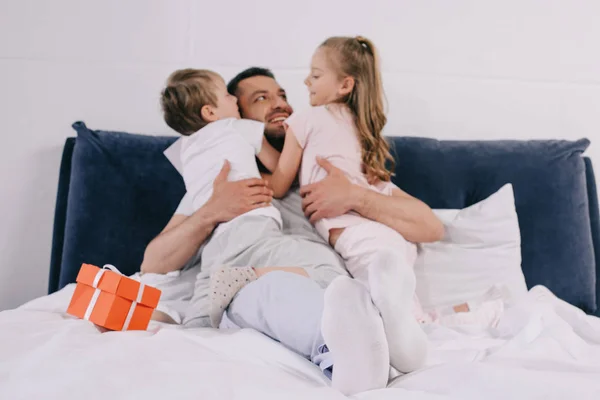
[220,271,333,375]
[183,215,347,327]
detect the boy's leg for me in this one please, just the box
[184,215,347,328]
[134,267,199,324]
[209,266,310,327]
[151,310,177,324]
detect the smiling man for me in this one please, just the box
[227,68,292,140]
[140,67,443,394]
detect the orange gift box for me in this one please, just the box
[67,263,161,331]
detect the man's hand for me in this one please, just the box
[205,161,273,224]
[299,158,361,224]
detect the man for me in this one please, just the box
[141,67,443,394]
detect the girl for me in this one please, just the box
[259,36,429,375]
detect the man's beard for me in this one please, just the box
[263,122,286,141]
[256,134,286,174]
[265,134,285,152]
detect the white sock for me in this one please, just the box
[209,266,257,328]
[367,253,428,374]
[321,276,389,396]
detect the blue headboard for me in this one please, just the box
[49,122,600,316]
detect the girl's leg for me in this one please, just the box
[321,275,389,395]
[334,221,429,374]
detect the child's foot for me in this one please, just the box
[321,276,389,396]
[209,266,257,328]
[440,299,504,328]
[467,285,512,310]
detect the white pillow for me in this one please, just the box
[414,184,528,310]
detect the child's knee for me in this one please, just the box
[255,270,321,295]
[370,250,416,288]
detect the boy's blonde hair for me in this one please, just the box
[161,69,220,136]
[321,36,394,182]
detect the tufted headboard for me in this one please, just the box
[49,122,600,316]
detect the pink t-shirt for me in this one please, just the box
[285,104,395,240]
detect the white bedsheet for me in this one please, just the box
[1,285,600,400]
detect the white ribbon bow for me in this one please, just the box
[83,264,146,331]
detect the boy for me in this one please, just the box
[161,69,310,327]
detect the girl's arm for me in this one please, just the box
[257,137,281,173]
[269,128,303,198]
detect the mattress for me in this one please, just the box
[2,285,600,400]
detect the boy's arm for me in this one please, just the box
[256,137,281,173]
[269,129,303,198]
[141,161,273,274]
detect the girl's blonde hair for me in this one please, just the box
[321,36,394,182]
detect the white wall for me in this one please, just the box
[1,0,599,310]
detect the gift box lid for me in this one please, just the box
[75,264,161,308]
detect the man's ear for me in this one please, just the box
[201,104,218,122]
[339,76,355,97]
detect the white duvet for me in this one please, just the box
[1,285,600,400]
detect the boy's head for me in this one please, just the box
[161,69,240,136]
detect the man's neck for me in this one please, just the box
[257,134,285,174]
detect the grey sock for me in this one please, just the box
[209,266,257,328]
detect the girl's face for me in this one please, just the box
[304,47,353,106]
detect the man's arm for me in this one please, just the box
[299,158,444,243]
[140,161,273,274]
[140,208,218,275]
[352,186,444,243]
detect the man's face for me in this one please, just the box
[235,76,293,139]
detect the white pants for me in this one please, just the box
[334,220,419,315]
[334,220,417,286]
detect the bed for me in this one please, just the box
[2,122,600,399]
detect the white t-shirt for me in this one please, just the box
[164,118,282,236]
